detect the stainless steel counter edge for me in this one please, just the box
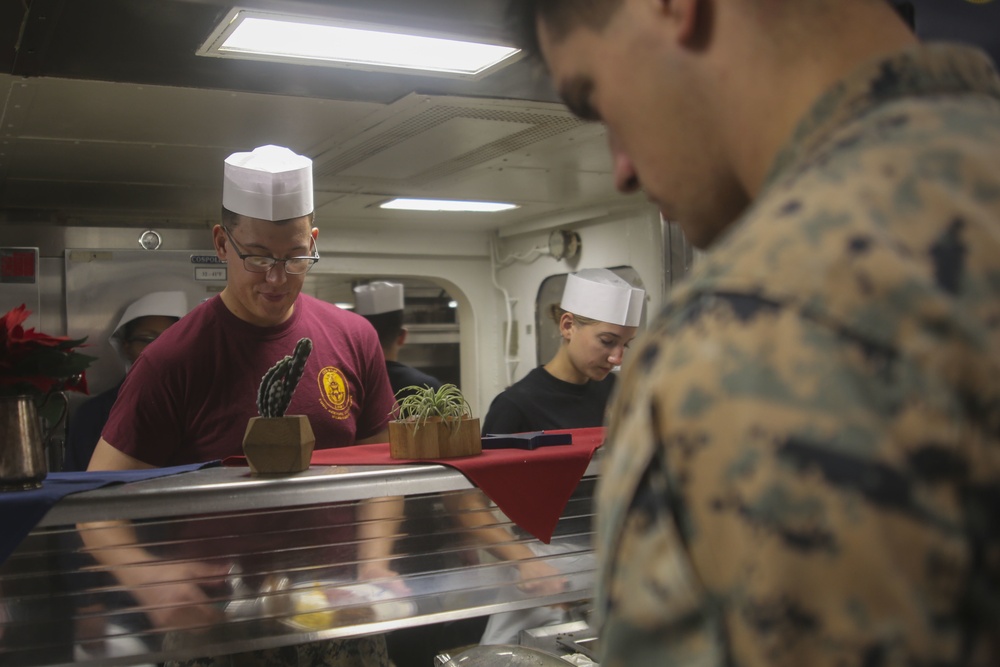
[39,456,604,526]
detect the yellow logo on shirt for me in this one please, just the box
[318,367,352,419]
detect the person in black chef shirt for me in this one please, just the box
[63,290,187,663]
[481,268,645,435]
[354,280,491,665]
[353,281,443,399]
[64,290,188,472]
[465,268,645,645]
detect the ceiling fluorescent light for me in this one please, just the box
[198,9,522,79]
[381,198,518,213]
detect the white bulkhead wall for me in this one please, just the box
[314,205,664,420]
[313,227,500,418]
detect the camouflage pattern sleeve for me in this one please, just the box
[594,44,1000,667]
[597,292,1000,667]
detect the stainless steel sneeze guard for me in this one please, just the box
[0,458,600,666]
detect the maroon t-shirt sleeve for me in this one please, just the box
[101,352,185,466]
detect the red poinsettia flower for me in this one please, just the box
[0,304,95,398]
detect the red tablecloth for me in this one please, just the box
[225,427,605,543]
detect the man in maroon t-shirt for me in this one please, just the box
[82,145,400,667]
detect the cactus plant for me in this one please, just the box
[257,338,313,418]
[392,383,471,433]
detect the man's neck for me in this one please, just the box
[714,2,919,199]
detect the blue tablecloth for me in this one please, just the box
[0,462,218,564]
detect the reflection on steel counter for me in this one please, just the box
[224,567,417,630]
[519,619,600,666]
[0,458,601,666]
[436,643,570,665]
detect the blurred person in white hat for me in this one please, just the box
[64,290,188,471]
[465,268,644,646]
[481,267,645,435]
[353,283,491,665]
[61,290,187,667]
[83,145,400,667]
[354,281,443,398]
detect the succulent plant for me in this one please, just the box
[257,338,313,418]
[392,383,471,433]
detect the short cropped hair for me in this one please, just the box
[363,309,405,349]
[505,0,624,60]
[507,1,915,60]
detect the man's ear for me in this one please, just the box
[212,225,227,261]
[660,0,702,47]
[396,328,408,347]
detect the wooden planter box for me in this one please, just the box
[389,417,481,459]
[242,415,315,475]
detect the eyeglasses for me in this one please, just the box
[222,225,320,275]
[125,334,160,345]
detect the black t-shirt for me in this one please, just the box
[64,381,122,471]
[387,360,442,398]
[481,366,616,435]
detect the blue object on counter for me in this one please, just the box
[481,431,573,450]
[0,462,219,565]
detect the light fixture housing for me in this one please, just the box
[197,9,522,80]
[547,229,581,261]
[380,198,519,213]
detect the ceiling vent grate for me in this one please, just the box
[312,96,588,186]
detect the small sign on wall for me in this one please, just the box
[195,267,227,282]
[0,247,41,327]
[0,248,37,284]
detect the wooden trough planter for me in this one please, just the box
[388,383,481,460]
[389,416,481,459]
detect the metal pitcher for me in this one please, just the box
[0,395,52,491]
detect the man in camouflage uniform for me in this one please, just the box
[505,1,1000,665]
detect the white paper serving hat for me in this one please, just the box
[223,145,314,221]
[354,281,405,316]
[560,268,644,327]
[109,290,189,358]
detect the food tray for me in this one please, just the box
[279,581,416,631]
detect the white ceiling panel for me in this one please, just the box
[339,117,533,180]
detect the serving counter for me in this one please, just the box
[0,457,599,666]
